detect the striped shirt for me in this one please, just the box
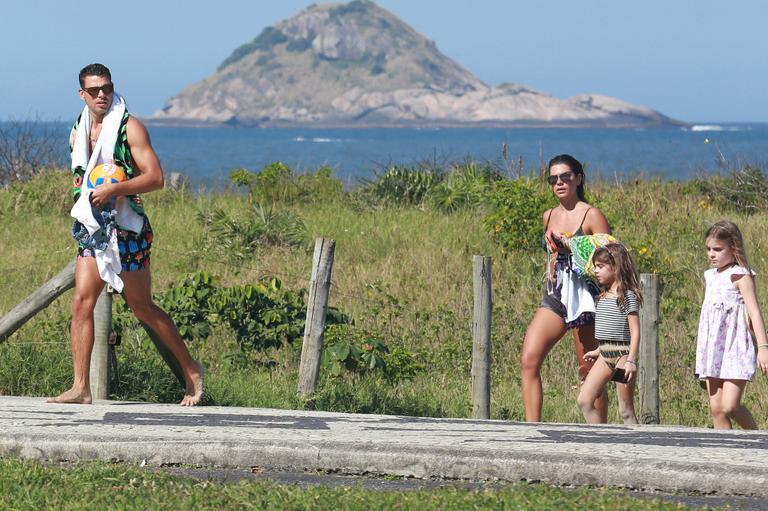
[595,291,639,342]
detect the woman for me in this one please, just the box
[520,154,610,422]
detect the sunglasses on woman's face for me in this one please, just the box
[82,83,114,97]
[547,170,576,186]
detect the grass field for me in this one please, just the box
[0,166,767,427]
[0,458,703,511]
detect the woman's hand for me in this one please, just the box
[546,231,571,254]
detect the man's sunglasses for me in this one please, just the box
[546,170,576,186]
[82,83,114,97]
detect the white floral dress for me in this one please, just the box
[696,265,757,381]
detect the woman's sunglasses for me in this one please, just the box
[82,83,114,97]
[547,170,576,186]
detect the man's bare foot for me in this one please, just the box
[46,388,92,404]
[180,361,204,406]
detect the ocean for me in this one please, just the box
[147,123,768,187]
[8,122,768,187]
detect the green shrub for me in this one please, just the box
[382,345,427,381]
[483,177,552,252]
[322,324,388,377]
[690,164,768,215]
[213,277,310,352]
[114,271,220,343]
[294,165,344,202]
[154,271,219,341]
[428,160,503,212]
[230,162,344,205]
[197,203,308,260]
[321,324,427,382]
[363,165,440,207]
[115,272,349,362]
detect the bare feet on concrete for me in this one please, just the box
[46,388,92,404]
[180,361,204,406]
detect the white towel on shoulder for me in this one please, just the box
[70,92,143,293]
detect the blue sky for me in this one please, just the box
[3,0,766,122]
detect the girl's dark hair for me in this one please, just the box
[548,154,586,201]
[593,243,643,307]
[705,220,750,270]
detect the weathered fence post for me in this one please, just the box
[0,259,76,342]
[89,287,112,400]
[638,273,660,424]
[297,238,336,399]
[471,255,492,419]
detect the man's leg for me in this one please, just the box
[120,266,204,406]
[47,257,105,404]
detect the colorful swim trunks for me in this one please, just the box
[78,217,153,272]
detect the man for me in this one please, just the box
[48,63,203,406]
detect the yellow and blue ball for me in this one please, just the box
[87,163,127,189]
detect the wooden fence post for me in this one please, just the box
[89,287,112,400]
[297,238,336,399]
[638,273,660,424]
[471,255,492,419]
[0,259,76,343]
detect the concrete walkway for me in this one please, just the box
[1,395,766,496]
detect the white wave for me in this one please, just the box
[688,125,742,132]
[293,136,343,143]
[690,125,724,132]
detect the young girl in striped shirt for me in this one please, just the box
[577,243,642,424]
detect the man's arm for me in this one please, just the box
[89,117,164,206]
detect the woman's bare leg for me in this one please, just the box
[521,308,567,422]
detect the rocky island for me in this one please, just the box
[151,0,680,128]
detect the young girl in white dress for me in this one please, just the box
[696,220,768,429]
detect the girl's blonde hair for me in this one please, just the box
[705,220,750,271]
[593,243,643,307]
